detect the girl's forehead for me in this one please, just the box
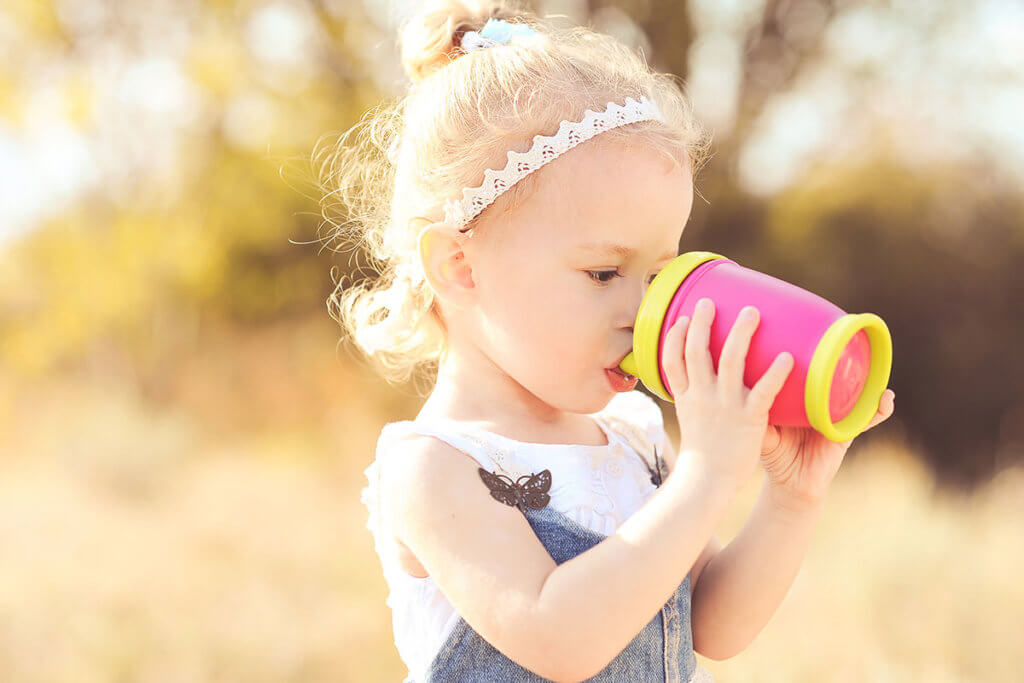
[519,143,689,242]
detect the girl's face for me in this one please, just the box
[461,138,695,418]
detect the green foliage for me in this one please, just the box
[1,0,1022,487]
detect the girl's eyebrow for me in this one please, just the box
[579,242,677,260]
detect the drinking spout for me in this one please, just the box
[619,352,639,378]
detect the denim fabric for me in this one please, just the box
[425,503,696,682]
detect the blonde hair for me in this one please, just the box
[315,0,711,396]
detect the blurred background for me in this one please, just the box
[1,0,1022,680]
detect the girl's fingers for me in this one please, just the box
[685,298,717,389]
[662,315,690,397]
[718,306,759,400]
[747,351,794,414]
[864,398,895,431]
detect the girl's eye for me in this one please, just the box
[586,269,619,285]
[586,270,660,286]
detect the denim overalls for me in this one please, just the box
[424,473,698,682]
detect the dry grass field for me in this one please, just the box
[1,370,1020,682]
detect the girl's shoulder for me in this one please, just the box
[375,417,503,473]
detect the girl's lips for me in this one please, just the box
[606,366,638,392]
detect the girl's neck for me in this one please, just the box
[417,378,609,448]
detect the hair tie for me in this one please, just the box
[461,17,540,52]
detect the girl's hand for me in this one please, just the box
[758,389,897,510]
[663,298,796,493]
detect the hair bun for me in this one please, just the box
[398,0,533,84]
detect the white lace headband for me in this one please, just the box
[442,95,666,233]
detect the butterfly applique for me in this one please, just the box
[643,446,667,487]
[477,468,552,513]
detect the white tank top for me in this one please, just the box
[360,390,707,682]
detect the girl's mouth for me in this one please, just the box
[605,366,638,392]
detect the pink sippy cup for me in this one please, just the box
[617,251,893,443]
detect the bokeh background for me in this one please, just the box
[1,0,1022,681]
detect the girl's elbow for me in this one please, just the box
[555,638,624,682]
[526,649,589,682]
[527,626,601,682]
[508,615,588,682]
[697,648,733,663]
[539,639,598,682]
[523,596,599,681]
[550,658,604,683]
[694,634,745,662]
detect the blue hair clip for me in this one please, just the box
[461,17,539,51]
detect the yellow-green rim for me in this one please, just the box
[632,251,727,402]
[806,312,892,442]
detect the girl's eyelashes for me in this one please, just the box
[585,269,659,287]
[586,269,618,285]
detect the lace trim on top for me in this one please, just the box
[363,391,670,547]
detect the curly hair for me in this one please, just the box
[314,0,711,396]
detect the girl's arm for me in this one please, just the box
[660,437,722,609]
[688,480,825,660]
[385,434,736,682]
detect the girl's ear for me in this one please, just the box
[414,218,477,308]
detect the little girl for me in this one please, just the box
[324,3,896,681]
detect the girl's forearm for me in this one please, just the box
[690,478,825,661]
[535,455,736,682]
